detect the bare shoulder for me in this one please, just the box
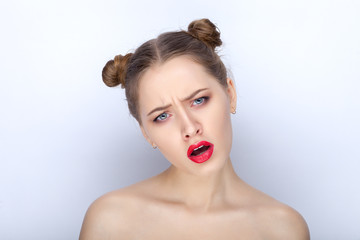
[234,181,309,239]
[246,188,310,239]
[79,185,145,240]
[257,202,310,239]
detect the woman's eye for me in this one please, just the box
[154,112,169,122]
[192,97,208,106]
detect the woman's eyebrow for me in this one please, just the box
[147,88,209,116]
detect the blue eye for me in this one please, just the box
[193,97,208,106]
[154,112,169,122]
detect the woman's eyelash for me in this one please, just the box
[153,112,170,122]
[153,96,209,122]
[192,96,209,106]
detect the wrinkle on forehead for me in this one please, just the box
[137,56,218,119]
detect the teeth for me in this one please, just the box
[194,145,204,151]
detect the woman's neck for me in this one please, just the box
[160,158,241,212]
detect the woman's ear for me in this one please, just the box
[140,125,156,148]
[226,78,237,113]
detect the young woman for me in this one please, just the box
[79,19,310,239]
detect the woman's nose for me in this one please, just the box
[179,110,202,141]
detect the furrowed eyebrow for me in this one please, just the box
[146,88,209,116]
[181,88,209,102]
[147,104,172,117]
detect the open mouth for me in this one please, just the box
[187,141,214,164]
[190,145,210,156]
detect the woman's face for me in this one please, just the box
[138,56,236,175]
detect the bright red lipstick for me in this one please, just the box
[187,141,214,164]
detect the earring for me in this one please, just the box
[231,109,236,114]
[153,145,157,149]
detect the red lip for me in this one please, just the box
[187,141,214,164]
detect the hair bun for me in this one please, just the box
[102,53,132,88]
[187,18,222,50]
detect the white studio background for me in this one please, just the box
[0,0,359,239]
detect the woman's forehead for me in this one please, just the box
[141,57,216,90]
[139,57,217,99]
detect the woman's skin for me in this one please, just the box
[80,56,310,239]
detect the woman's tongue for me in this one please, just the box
[191,145,210,156]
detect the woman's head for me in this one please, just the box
[102,18,228,124]
[136,55,236,173]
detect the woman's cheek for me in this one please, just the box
[154,123,177,148]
